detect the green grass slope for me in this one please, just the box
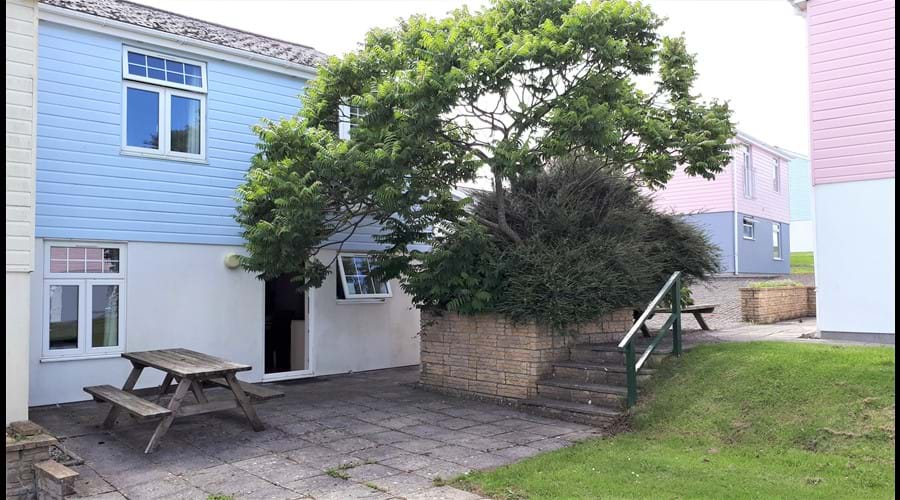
[457,342,895,499]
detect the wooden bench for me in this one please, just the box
[634,303,718,336]
[84,385,171,420]
[204,378,285,401]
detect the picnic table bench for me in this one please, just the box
[633,303,718,336]
[84,348,283,453]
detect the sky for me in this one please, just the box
[132,0,810,155]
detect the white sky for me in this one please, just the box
[133,0,810,155]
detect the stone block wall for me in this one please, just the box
[419,309,633,403]
[740,286,817,324]
[6,422,58,500]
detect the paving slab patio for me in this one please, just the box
[30,366,604,499]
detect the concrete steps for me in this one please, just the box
[518,340,672,427]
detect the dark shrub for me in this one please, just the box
[404,158,720,331]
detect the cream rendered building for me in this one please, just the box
[6,0,38,423]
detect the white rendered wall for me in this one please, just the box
[29,240,265,406]
[311,249,420,376]
[7,273,31,422]
[790,220,816,253]
[814,178,894,336]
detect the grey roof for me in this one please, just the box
[40,0,328,68]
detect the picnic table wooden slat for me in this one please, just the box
[122,348,251,378]
[85,385,171,420]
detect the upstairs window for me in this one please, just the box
[337,254,392,299]
[773,158,781,192]
[338,103,364,140]
[742,146,753,199]
[122,47,206,161]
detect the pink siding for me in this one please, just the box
[648,161,734,214]
[734,143,791,223]
[808,0,896,185]
[648,138,791,223]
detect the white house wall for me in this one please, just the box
[813,178,894,340]
[29,240,265,406]
[311,249,421,376]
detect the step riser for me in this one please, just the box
[552,366,652,386]
[537,384,626,408]
[518,405,620,427]
[570,349,666,367]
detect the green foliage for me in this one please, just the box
[456,342,896,499]
[404,159,720,330]
[749,279,805,289]
[236,0,735,290]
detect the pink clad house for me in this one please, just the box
[791,0,895,343]
[650,131,793,275]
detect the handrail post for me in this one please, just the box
[625,342,637,408]
[673,273,683,356]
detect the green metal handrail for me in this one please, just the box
[618,271,683,408]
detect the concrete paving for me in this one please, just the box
[30,366,604,500]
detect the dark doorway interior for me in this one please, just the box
[264,275,306,374]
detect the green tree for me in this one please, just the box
[236,0,735,289]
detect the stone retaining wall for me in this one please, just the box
[6,421,58,500]
[419,309,633,403]
[740,286,816,324]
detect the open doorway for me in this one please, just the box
[263,275,310,379]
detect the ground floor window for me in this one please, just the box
[772,224,782,260]
[43,242,126,359]
[742,217,755,240]
[336,254,392,299]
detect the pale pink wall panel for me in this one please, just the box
[647,164,734,214]
[734,145,791,222]
[808,0,895,184]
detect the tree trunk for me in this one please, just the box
[492,168,522,243]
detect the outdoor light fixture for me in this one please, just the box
[223,253,241,269]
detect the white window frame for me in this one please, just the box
[338,103,365,140]
[122,45,208,93]
[121,81,207,162]
[772,224,782,260]
[42,242,127,360]
[336,253,393,299]
[742,217,755,240]
[743,146,754,199]
[773,158,781,192]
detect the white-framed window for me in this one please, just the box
[742,217,755,240]
[122,47,206,161]
[773,158,781,192]
[123,46,207,92]
[772,224,782,260]
[742,146,753,198]
[43,242,126,359]
[338,103,364,140]
[336,254,392,299]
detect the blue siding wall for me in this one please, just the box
[736,214,791,275]
[789,158,812,222]
[36,22,310,246]
[680,212,735,274]
[681,212,790,275]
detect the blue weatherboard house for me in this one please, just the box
[784,151,814,252]
[28,0,423,407]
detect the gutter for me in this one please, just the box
[37,4,320,80]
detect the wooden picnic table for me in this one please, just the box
[633,303,718,337]
[84,348,282,454]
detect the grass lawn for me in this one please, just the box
[456,343,895,499]
[791,252,815,274]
